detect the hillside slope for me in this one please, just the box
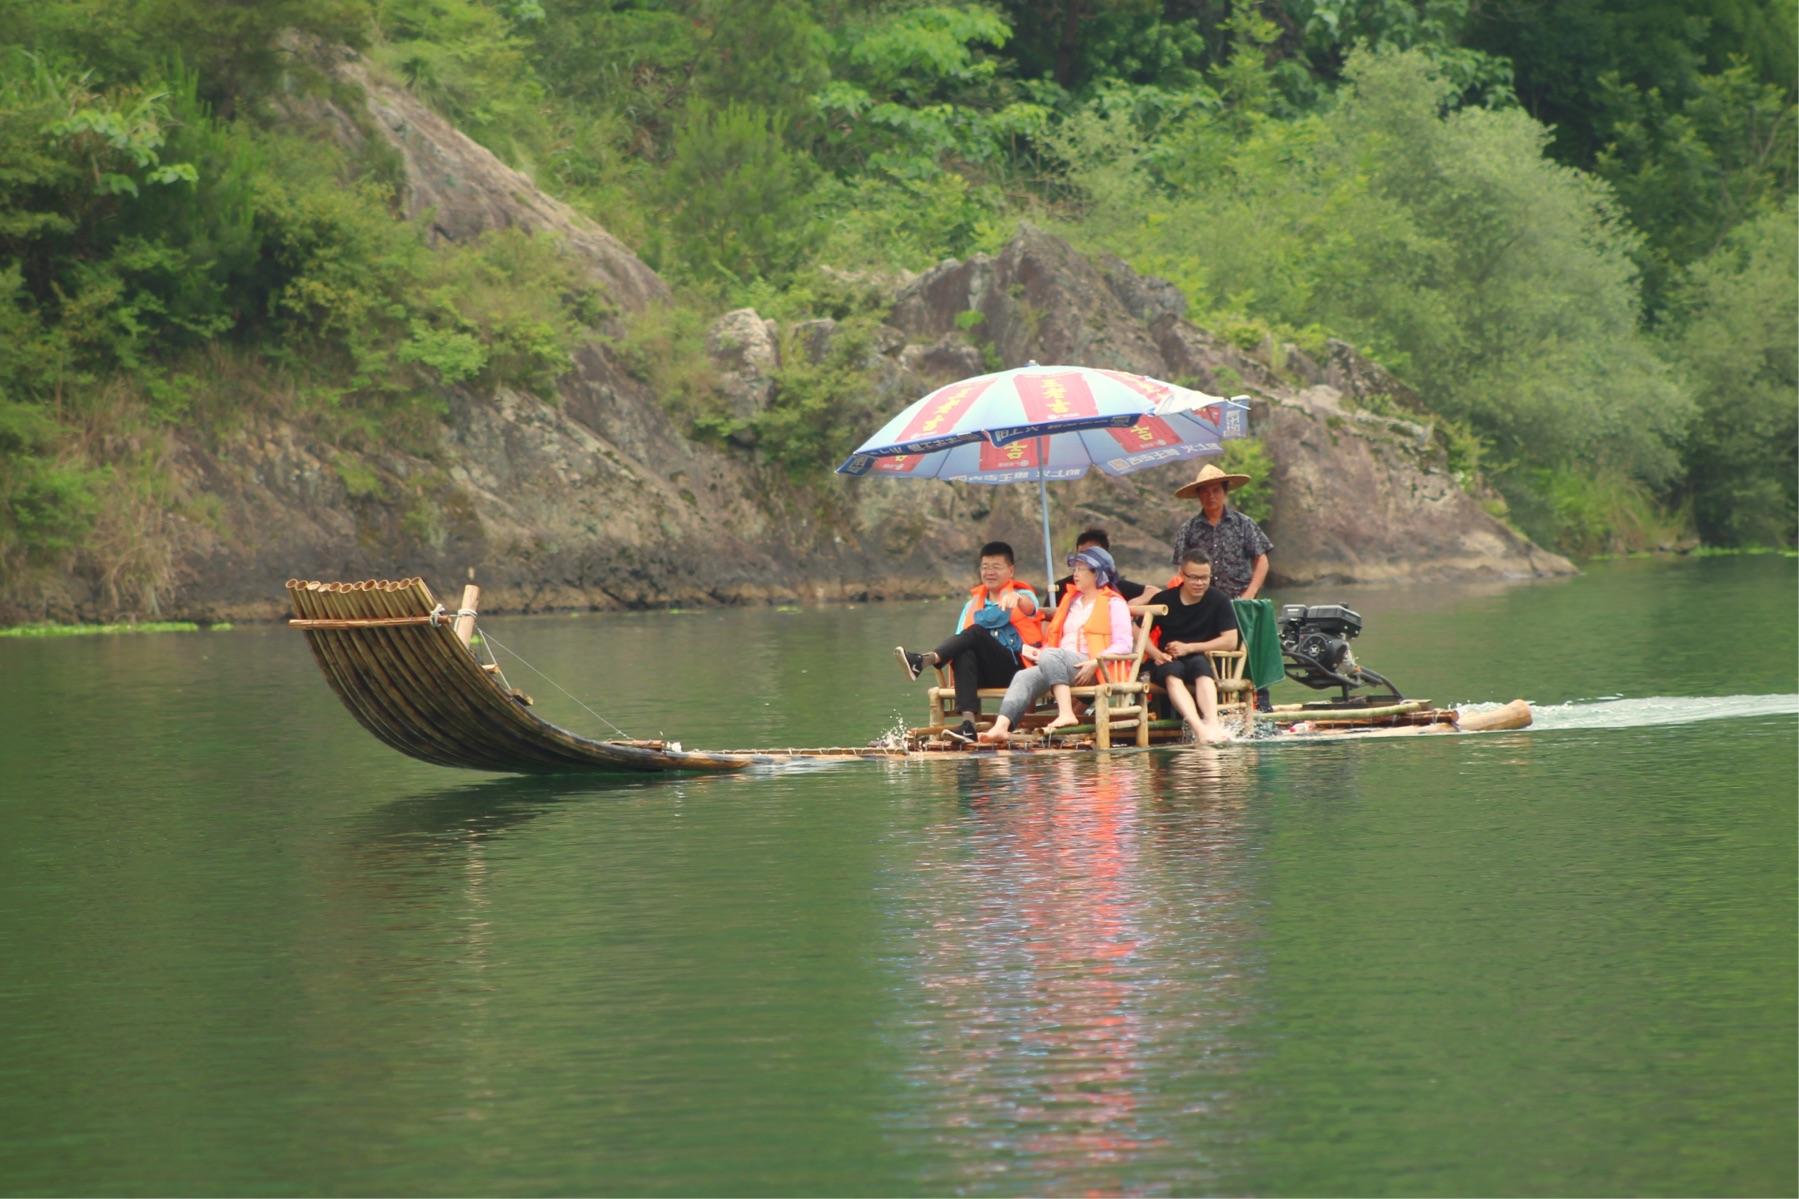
[10,47,1570,624]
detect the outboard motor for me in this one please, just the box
[1277,603,1402,706]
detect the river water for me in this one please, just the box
[1,556,1793,1196]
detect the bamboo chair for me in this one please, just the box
[926,664,1003,728]
[1139,643,1254,738]
[1207,646,1255,735]
[1068,603,1164,748]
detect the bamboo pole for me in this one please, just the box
[1264,700,1431,724]
[453,583,480,648]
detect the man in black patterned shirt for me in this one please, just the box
[1171,461,1274,710]
[1169,462,1271,601]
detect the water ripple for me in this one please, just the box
[1529,693,1799,730]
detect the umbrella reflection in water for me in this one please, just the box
[885,753,1260,1190]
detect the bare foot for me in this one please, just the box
[1200,722,1232,744]
[1042,713,1080,732]
[977,728,1010,744]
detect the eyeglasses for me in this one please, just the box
[1180,572,1211,583]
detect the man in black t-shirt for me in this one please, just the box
[1144,552,1240,743]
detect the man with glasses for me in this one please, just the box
[895,541,1043,742]
[1143,552,1240,743]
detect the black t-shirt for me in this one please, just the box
[1147,585,1237,646]
[1055,574,1148,602]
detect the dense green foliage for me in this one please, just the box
[1,0,1793,607]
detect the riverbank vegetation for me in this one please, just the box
[0,620,230,638]
[1,0,1793,594]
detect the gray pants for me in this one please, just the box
[998,648,1089,723]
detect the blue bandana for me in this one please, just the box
[1066,545,1119,590]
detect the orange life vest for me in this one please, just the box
[1045,586,1125,655]
[961,581,1045,647]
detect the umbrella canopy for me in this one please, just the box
[838,364,1235,469]
[838,404,1241,482]
[836,363,1249,590]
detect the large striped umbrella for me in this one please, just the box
[836,364,1248,590]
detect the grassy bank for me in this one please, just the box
[0,621,234,639]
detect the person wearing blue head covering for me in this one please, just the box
[979,545,1133,743]
[1051,528,1148,604]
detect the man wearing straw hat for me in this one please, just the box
[1171,461,1278,712]
[1170,462,1271,602]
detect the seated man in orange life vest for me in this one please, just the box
[895,541,1043,742]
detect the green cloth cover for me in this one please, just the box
[1231,598,1285,688]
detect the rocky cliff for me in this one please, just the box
[15,47,1571,624]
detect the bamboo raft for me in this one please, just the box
[289,577,1531,776]
[289,578,765,774]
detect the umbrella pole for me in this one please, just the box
[1037,438,1055,601]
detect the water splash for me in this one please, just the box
[872,711,916,750]
[1522,694,1798,732]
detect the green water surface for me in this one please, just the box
[0,556,1793,1196]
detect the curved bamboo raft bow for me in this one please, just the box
[289,578,1532,776]
[289,578,781,774]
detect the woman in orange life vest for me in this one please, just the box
[979,545,1133,744]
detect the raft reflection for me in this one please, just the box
[887,749,1264,1193]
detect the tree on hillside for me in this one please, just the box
[992,0,1211,92]
[12,0,371,114]
[1061,48,1693,547]
[658,100,818,286]
[1463,0,1797,313]
[1661,200,1799,547]
[1594,61,1797,312]
[1465,0,1796,165]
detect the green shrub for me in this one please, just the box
[657,100,817,289]
[1500,466,1681,558]
[613,302,721,425]
[370,0,551,165]
[747,319,882,475]
[1436,416,1489,489]
[0,399,60,455]
[407,228,597,394]
[8,461,107,557]
[331,452,385,500]
[1220,318,1268,352]
[1210,365,1244,394]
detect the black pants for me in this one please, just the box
[932,627,1021,716]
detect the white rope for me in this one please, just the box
[428,604,478,626]
[475,625,634,741]
[469,629,514,692]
